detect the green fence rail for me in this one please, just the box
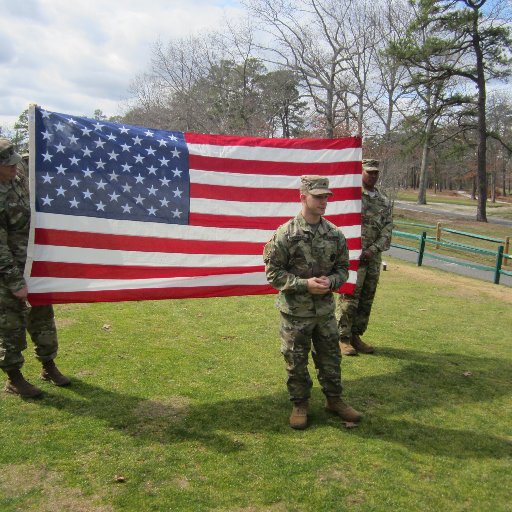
[394,220,509,250]
[440,227,503,243]
[391,229,511,285]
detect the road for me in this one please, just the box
[389,200,512,287]
[385,247,512,287]
[394,200,512,227]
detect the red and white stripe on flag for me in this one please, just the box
[27,111,361,305]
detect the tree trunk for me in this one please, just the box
[502,163,507,197]
[417,117,434,204]
[433,159,438,193]
[325,74,335,138]
[473,16,488,221]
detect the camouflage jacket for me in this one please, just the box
[263,212,349,317]
[362,187,393,255]
[0,171,30,292]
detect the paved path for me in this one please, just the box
[386,201,512,287]
[385,247,512,287]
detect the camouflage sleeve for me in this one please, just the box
[369,202,393,254]
[0,211,26,292]
[329,231,349,289]
[263,232,308,293]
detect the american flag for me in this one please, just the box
[26,105,362,305]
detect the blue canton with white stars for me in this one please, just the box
[34,107,190,225]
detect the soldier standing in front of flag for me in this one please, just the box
[337,159,393,355]
[0,137,70,398]
[264,176,362,429]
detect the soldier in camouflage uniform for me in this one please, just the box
[0,138,70,398]
[264,176,363,429]
[337,159,393,355]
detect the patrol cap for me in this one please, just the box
[362,159,379,172]
[300,175,333,196]
[0,138,22,166]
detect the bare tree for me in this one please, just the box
[125,23,307,137]
[368,0,416,137]
[247,0,358,137]
[487,90,512,200]
[129,35,220,131]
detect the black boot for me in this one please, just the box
[41,360,71,386]
[5,369,43,398]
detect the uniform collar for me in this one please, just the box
[296,212,329,234]
[0,178,14,191]
[362,186,379,196]
[0,174,22,191]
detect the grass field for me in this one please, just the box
[1,258,511,511]
[394,190,512,220]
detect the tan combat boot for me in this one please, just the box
[351,334,374,354]
[4,369,43,398]
[41,360,71,386]
[289,401,309,429]
[339,337,357,356]
[325,397,363,423]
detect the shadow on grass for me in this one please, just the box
[351,346,511,414]
[32,346,512,459]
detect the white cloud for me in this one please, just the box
[0,0,243,130]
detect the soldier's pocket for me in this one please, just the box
[0,300,28,331]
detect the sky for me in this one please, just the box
[0,0,243,131]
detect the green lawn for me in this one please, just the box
[1,261,511,511]
[395,189,478,206]
[394,189,509,207]
[394,190,512,220]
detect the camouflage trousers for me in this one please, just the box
[279,312,342,402]
[0,285,58,372]
[337,253,382,338]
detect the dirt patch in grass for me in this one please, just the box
[390,260,512,303]
[317,469,352,485]
[74,369,95,378]
[133,396,191,421]
[230,504,289,512]
[0,464,113,512]
[55,317,78,328]
[38,488,114,512]
[131,396,191,439]
[172,477,191,489]
[0,464,53,497]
